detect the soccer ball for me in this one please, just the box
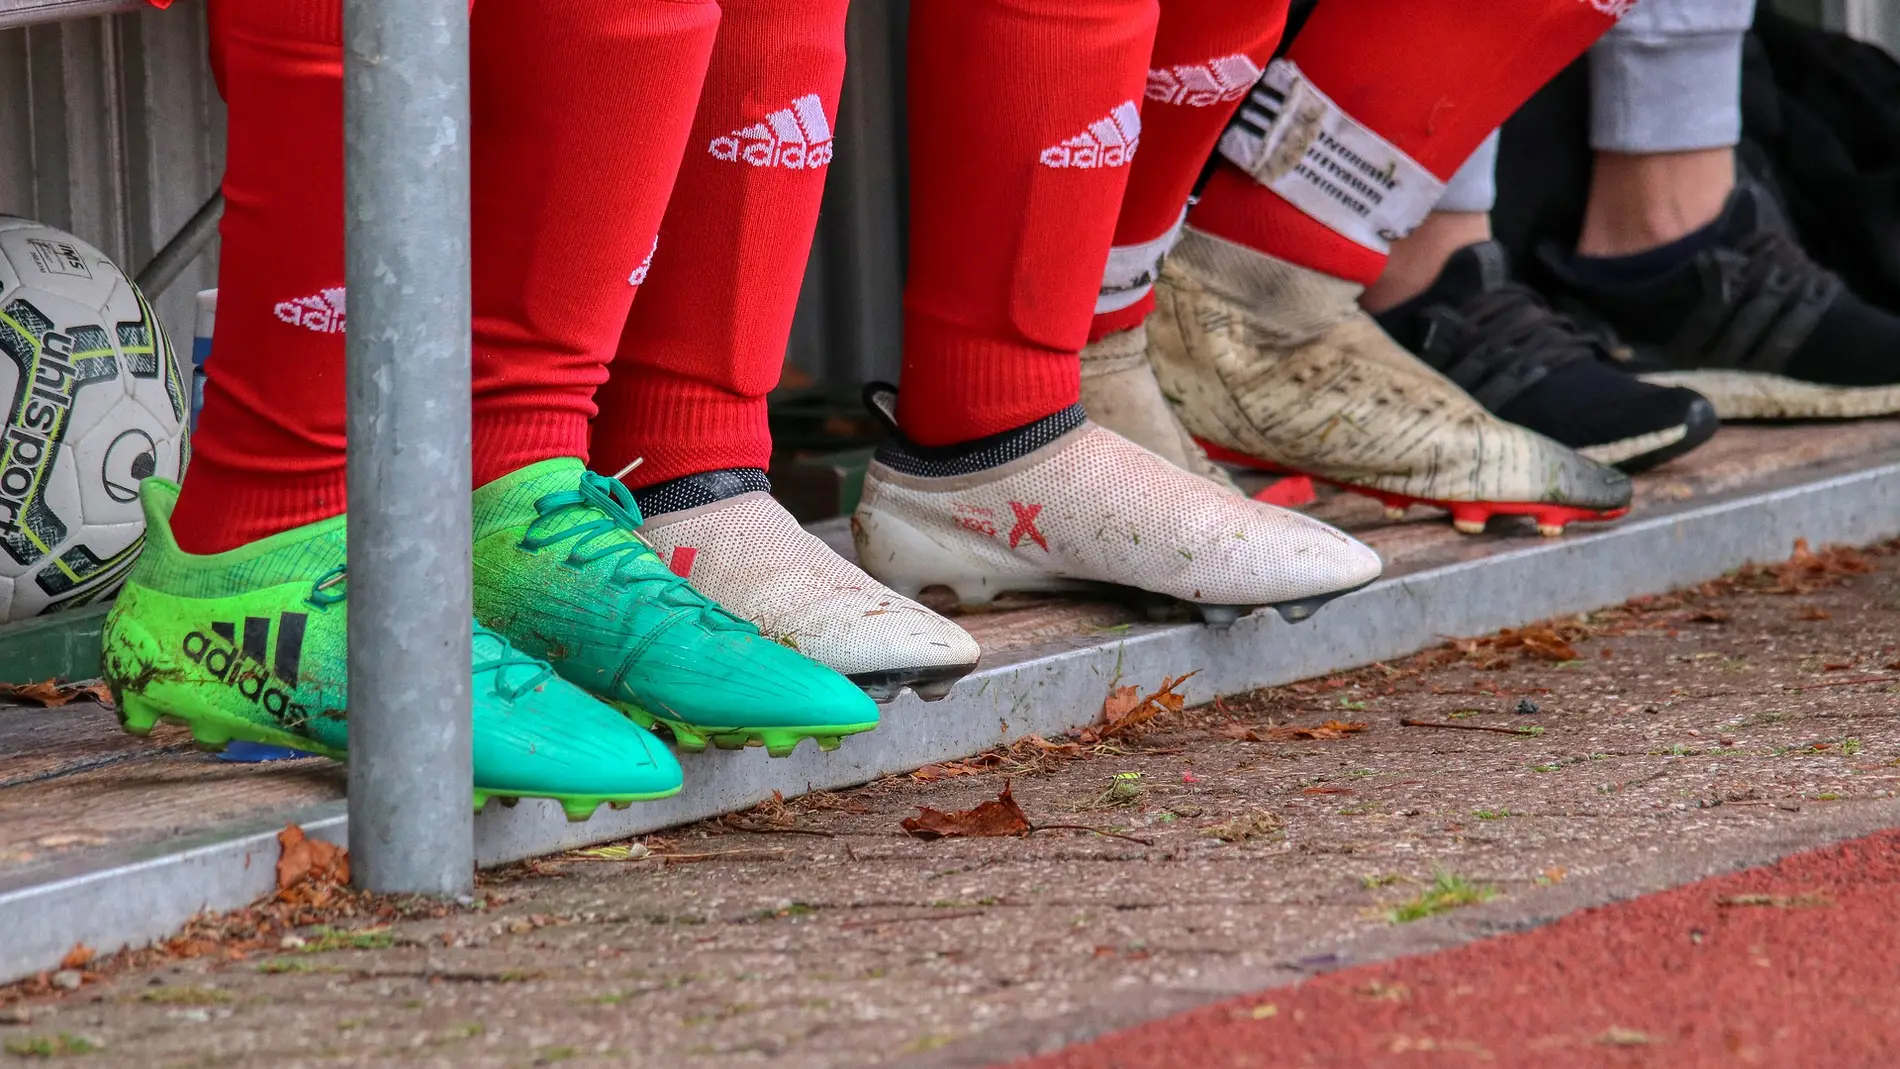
[0,217,188,623]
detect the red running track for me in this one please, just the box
[1016,830,1900,1068]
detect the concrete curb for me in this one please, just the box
[3,456,1899,984]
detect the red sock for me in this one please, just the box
[171,0,350,555]
[171,0,718,555]
[590,0,850,489]
[898,0,1159,446]
[1091,0,1290,341]
[1187,0,1622,286]
[468,0,718,487]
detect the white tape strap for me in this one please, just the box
[1096,210,1186,314]
[1217,59,1445,254]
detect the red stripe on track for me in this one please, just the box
[1017,830,1900,1068]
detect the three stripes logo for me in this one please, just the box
[181,612,309,722]
[273,287,346,335]
[1040,101,1141,170]
[709,94,834,170]
[1146,54,1262,108]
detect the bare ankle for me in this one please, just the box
[1361,212,1494,313]
[1575,149,1735,258]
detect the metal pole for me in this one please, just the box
[342,0,474,895]
[134,192,223,300]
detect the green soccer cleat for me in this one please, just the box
[101,480,683,820]
[470,458,880,757]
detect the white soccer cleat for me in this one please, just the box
[1147,227,1633,537]
[1079,322,1243,495]
[638,491,980,700]
[852,416,1382,626]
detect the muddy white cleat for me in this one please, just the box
[1148,227,1633,537]
[638,490,980,700]
[1080,322,1243,495]
[852,401,1382,626]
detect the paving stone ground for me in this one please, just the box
[5,541,1899,1069]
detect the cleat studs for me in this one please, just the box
[1535,522,1567,538]
[188,722,234,748]
[471,791,490,814]
[608,800,632,811]
[561,797,603,823]
[761,732,802,759]
[815,735,843,753]
[912,679,956,702]
[711,733,750,751]
[499,796,520,808]
[860,683,900,702]
[1384,507,1407,521]
[1197,604,1242,629]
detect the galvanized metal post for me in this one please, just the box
[341,0,474,895]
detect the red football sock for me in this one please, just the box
[1090,0,1290,341]
[590,0,850,489]
[171,0,718,555]
[1187,0,1622,286]
[898,0,1159,447]
[171,0,350,555]
[468,0,718,487]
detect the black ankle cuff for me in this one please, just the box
[873,405,1086,478]
[632,467,771,517]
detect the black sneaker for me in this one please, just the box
[1542,183,1900,421]
[1375,241,1718,473]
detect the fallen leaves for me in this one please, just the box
[1091,672,1199,740]
[275,824,350,908]
[0,680,112,707]
[1794,606,1832,621]
[901,781,1032,840]
[1715,891,1833,909]
[1218,719,1369,742]
[1204,812,1284,842]
[1757,538,1875,594]
[56,946,93,972]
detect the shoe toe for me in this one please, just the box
[1548,446,1634,511]
[474,676,683,799]
[638,630,881,733]
[808,602,981,678]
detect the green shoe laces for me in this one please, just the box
[521,471,756,635]
[303,564,558,701]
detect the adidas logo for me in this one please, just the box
[629,237,658,287]
[709,94,834,170]
[1146,54,1261,108]
[181,612,309,722]
[1039,101,1141,170]
[274,287,346,335]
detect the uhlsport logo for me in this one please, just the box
[0,322,77,542]
[181,612,310,723]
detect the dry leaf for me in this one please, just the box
[1301,786,1353,795]
[1517,627,1581,662]
[1268,720,1369,741]
[58,944,94,971]
[1795,607,1832,621]
[1102,685,1142,721]
[901,781,1032,840]
[1204,811,1284,842]
[0,680,112,707]
[275,824,349,900]
[1099,672,1200,738]
[1217,722,1264,742]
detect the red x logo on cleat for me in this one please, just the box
[667,546,697,578]
[1008,502,1048,552]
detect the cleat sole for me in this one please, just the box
[122,695,676,819]
[1198,440,1631,537]
[613,701,877,760]
[1197,604,1242,629]
[848,662,979,704]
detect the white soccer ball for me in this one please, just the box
[0,217,188,623]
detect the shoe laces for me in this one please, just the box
[521,471,754,634]
[472,625,557,701]
[1714,230,1842,308]
[304,566,556,700]
[1432,282,1604,380]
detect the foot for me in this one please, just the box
[1079,323,1244,493]
[632,472,980,701]
[101,480,681,821]
[470,459,878,756]
[1148,226,1632,537]
[1375,241,1718,473]
[852,391,1382,626]
[1544,182,1900,421]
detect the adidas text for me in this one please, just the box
[709,94,834,170]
